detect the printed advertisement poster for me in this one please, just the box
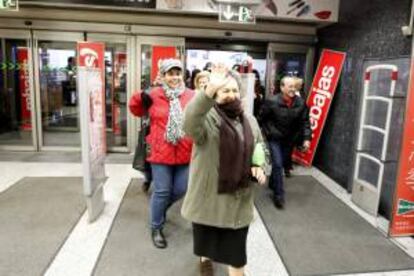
[292,49,346,166]
[78,42,106,197]
[17,47,32,131]
[151,46,177,83]
[390,60,414,237]
[157,0,339,22]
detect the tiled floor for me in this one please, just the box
[0,157,413,276]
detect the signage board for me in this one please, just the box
[0,0,18,11]
[77,41,106,222]
[219,3,255,24]
[390,60,414,237]
[157,0,339,23]
[292,49,346,166]
[21,0,155,8]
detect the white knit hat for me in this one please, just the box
[159,58,183,75]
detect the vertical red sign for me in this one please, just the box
[113,52,126,136]
[17,47,31,130]
[151,46,177,83]
[78,42,106,154]
[292,49,346,166]
[390,60,414,237]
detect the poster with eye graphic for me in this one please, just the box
[156,0,339,22]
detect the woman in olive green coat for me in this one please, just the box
[181,65,266,276]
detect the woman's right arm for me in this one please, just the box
[183,91,215,145]
[129,91,152,117]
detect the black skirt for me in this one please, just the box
[192,223,249,268]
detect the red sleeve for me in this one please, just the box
[129,91,144,117]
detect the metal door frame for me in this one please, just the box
[33,30,84,151]
[131,36,185,151]
[0,29,36,151]
[87,33,133,153]
[266,43,315,97]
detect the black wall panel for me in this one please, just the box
[314,0,412,218]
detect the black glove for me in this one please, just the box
[141,92,153,111]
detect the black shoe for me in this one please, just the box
[151,229,167,249]
[142,181,151,193]
[284,169,291,178]
[273,198,285,209]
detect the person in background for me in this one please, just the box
[232,64,241,73]
[259,76,311,209]
[190,68,201,89]
[129,59,194,249]
[194,70,210,92]
[282,76,305,177]
[204,61,213,72]
[252,69,265,118]
[185,69,192,88]
[181,64,266,276]
[294,76,304,98]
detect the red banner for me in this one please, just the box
[390,60,414,237]
[112,52,126,136]
[293,49,346,166]
[17,47,31,131]
[151,46,177,83]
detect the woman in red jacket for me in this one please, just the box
[129,59,194,249]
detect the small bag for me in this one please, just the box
[132,117,150,172]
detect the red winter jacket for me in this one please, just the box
[129,86,195,165]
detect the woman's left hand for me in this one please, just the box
[251,167,266,186]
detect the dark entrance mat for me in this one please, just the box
[0,177,85,276]
[93,179,228,276]
[255,175,414,276]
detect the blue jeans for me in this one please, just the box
[150,164,189,230]
[269,141,287,200]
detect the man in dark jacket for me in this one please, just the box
[259,76,311,209]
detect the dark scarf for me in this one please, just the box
[214,99,254,194]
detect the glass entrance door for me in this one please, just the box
[34,31,83,150]
[87,34,132,152]
[0,30,35,150]
[266,43,314,98]
[131,36,185,150]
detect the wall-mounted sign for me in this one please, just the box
[0,0,18,11]
[17,47,32,131]
[21,0,155,8]
[219,3,255,24]
[157,0,339,23]
[390,60,414,237]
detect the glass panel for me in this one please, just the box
[38,41,79,147]
[140,44,183,92]
[104,43,127,148]
[268,52,306,96]
[0,38,33,146]
[358,157,380,188]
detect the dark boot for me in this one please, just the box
[142,181,151,193]
[273,197,285,210]
[151,228,167,249]
[284,168,291,178]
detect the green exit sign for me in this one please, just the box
[219,4,255,24]
[0,0,18,11]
